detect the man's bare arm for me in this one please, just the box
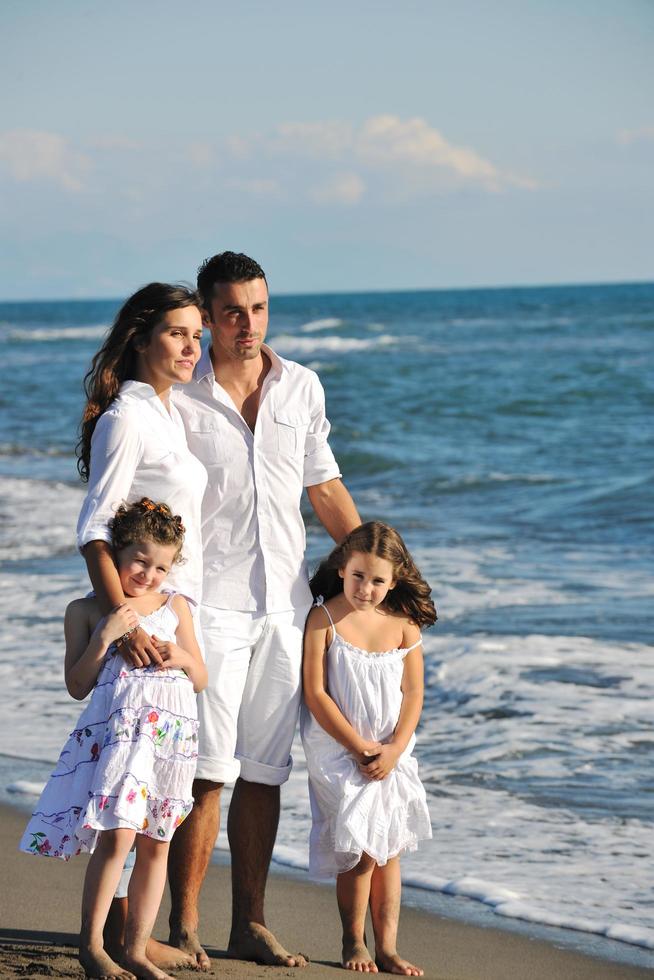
[306,478,360,543]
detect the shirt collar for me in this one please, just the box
[194,343,284,384]
[194,345,214,383]
[118,380,173,419]
[118,379,163,400]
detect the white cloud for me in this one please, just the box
[0,130,91,191]
[229,114,538,196]
[357,115,498,180]
[309,172,366,205]
[273,121,353,160]
[617,125,654,146]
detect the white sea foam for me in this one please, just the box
[7,780,46,796]
[2,474,652,955]
[0,476,85,560]
[270,333,396,354]
[300,317,343,332]
[9,325,108,342]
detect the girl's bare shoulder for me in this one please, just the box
[65,595,103,627]
[306,603,332,630]
[380,608,421,647]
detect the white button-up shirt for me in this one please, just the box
[173,344,341,613]
[76,381,208,604]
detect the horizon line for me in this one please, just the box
[1,275,653,306]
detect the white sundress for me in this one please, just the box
[300,599,432,879]
[20,593,198,860]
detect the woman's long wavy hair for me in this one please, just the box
[76,283,200,481]
[309,521,437,628]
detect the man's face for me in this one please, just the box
[204,278,269,364]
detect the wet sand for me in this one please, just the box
[1,802,651,979]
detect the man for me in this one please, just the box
[169,252,360,969]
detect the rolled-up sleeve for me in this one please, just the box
[76,409,143,550]
[302,376,342,488]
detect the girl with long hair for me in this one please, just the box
[301,522,436,976]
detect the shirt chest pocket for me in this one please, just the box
[274,410,310,458]
[187,420,234,465]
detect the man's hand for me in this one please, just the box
[359,742,401,780]
[115,625,164,668]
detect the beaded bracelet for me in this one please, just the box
[116,624,138,646]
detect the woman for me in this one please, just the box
[77,281,207,664]
[75,282,208,971]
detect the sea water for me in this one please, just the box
[1,284,652,959]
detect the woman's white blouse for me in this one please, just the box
[76,380,208,604]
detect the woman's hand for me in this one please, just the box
[115,624,164,668]
[98,603,139,647]
[359,741,401,780]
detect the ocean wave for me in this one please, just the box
[421,471,560,496]
[0,443,72,459]
[300,317,343,332]
[8,325,108,342]
[7,780,46,796]
[0,475,85,559]
[270,333,396,354]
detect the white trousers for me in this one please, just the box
[195,604,310,786]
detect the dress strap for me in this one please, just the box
[314,595,336,642]
[404,635,423,652]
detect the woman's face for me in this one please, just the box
[136,305,203,392]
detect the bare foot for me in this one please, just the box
[122,951,174,980]
[79,945,136,979]
[168,923,211,971]
[375,951,423,976]
[342,938,378,972]
[147,938,197,971]
[228,921,308,967]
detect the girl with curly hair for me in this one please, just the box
[21,499,207,980]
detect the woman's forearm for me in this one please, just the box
[83,540,125,613]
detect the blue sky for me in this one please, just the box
[1,0,652,298]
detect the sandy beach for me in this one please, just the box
[0,803,651,980]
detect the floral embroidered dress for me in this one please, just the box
[300,599,432,879]
[20,593,198,859]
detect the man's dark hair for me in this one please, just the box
[197,251,267,309]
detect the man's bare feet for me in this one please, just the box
[168,923,211,971]
[342,939,378,972]
[375,951,423,976]
[122,951,174,980]
[228,922,308,967]
[147,938,197,971]
[79,945,136,979]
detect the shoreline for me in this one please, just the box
[2,802,653,979]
